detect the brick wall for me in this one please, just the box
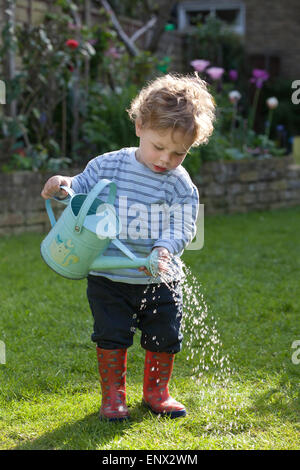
[0,157,299,236]
[244,0,300,80]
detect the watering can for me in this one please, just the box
[40,179,160,280]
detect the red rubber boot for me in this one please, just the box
[96,347,129,421]
[142,351,186,418]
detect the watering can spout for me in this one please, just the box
[90,254,149,272]
[88,238,160,277]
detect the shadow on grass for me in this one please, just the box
[247,375,300,425]
[12,403,150,450]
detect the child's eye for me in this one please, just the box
[154,145,163,150]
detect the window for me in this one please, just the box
[186,9,210,26]
[177,2,245,35]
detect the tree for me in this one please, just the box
[96,0,177,56]
[146,0,177,53]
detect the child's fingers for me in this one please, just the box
[41,176,69,199]
[41,186,55,199]
[150,247,172,274]
[138,266,152,276]
[59,187,69,198]
[158,258,170,273]
[41,178,58,199]
[41,186,60,199]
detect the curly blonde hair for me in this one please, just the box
[127,73,216,146]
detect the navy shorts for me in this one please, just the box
[87,275,183,354]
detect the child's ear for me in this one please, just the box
[135,119,142,137]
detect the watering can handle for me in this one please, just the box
[74,179,117,233]
[45,185,75,228]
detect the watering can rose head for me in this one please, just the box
[138,246,170,278]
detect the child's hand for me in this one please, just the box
[41,175,72,200]
[138,246,171,277]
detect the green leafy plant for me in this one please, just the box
[0,1,96,170]
[184,16,246,78]
[81,83,139,155]
[185,58,288,180]
[0,0,159,172]
[1,143,71,172]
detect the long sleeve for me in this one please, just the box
[71,156,103,194]
[152,184,199,256]
[49,147,199,284]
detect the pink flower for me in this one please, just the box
[68,23,80,30]
[229,69,238,81]
[65,39,79,49]
[250,69,269,88]
[190,59,210,72]
[252,69,269,79]
[206,67,225,81]
[105,47,121,59]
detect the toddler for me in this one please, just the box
[41,73,215,421]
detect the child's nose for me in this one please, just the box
[160,153,170,165]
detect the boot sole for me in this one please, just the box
[99,413,130,422]
[142,399,187,419]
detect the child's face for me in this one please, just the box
[135,122,194,173]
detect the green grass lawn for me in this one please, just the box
[0,206,299,450]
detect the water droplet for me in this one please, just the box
[133,257,238,432]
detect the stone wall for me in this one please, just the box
[0,156,299,236]
[244,0,300,80]
[0,168,80,236]
[198,156,300,214]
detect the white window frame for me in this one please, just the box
[177,2,246,35]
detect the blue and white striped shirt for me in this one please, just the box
[71,147,199,284]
